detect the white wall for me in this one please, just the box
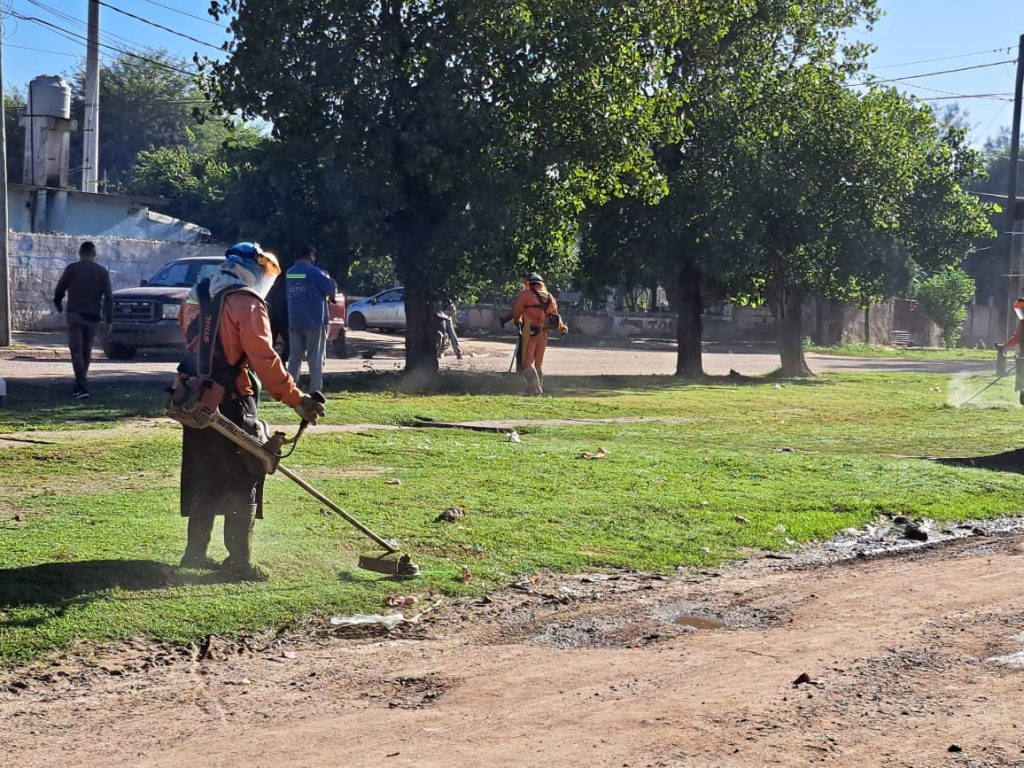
[9,232,224,329]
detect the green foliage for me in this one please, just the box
[207,0,739,371]
[67,50,230,189]
[4,372,1024,663]
[3,89,25,184]
[576,2,992,377]
[914,267,977,348]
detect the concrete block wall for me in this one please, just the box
[9,231,224,329]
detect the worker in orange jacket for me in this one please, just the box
[501,274,568,395]
[176,242,325,581]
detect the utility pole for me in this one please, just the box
[0,12,11,348]
[1001,34,1024,347]
[82,0,100,193]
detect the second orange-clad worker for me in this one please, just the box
[501,273,568,396]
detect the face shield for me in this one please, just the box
[222,248,281,299]
[253,252,281,299]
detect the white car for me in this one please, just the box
[345,287,406,331]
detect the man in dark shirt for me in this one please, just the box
[53,241,113,399]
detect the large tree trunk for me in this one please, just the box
[402,275,439,378]
[672,258,704,378]
[772,286,813,377]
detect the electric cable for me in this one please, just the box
[21,0,160,59]
[866,45,1017,71]
[897,80,1013,102]
[9,11,199,76]
[918,94,1014,102]
[850,58,1018,87]
[94,0,223,52]
[139,0,225,28]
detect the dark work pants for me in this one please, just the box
[180,397,266,564]
[66,312,98,392]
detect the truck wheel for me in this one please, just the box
[103,340,137,360]
[348,313,366,331]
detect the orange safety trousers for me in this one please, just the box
[524,330,549,370]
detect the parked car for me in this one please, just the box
[105,256,223,360]
[346,287,406,331]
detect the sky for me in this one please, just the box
[857,1,1024,146]
[1,0,230,90]
[2,0,1024,148]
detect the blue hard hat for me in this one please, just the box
[528,273,544,284]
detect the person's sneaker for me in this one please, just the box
[73,390,91,400]
[1018,388,1024,406]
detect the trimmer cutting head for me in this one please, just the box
[358,552,420,578]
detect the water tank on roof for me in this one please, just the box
[28,75,71,119]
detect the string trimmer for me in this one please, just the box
[168,383,419,577]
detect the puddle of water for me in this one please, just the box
[674,615,727,630]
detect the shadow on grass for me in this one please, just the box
[321,370,824,398]
[934,448,1024,475]
[0,558,210,628]
[0,377,168,430]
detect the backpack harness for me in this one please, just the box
[168,280,262,428]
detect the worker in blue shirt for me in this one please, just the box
[285,244,336,393]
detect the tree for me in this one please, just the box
[124,124,261,236]
[68,51,226,189]
[726,71,993,376]
[915,267,977,348]
[207,0,744,374]
[4,90,26,185]
[579,0,885,378]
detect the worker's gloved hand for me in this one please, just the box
[294,395,326,425]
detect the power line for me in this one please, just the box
[979,103,1011,138]
[851,58,1018,87]
[897,80,1014,102]
[9,11,199,77]
[21,0,159,60]
[918,94,1014,102]
[867,45,1017,71]
[4,42,84,59]
[94,0,223,52]
[139,0,225,29]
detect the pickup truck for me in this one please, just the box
[105,256,346,360]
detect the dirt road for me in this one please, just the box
[0,330,995,382]
[4,536,1024,767]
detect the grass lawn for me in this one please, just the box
[3,370,1024,665]
[806,341,998,361]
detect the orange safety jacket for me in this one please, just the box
[179,289,303,408]
[509,284,559,331]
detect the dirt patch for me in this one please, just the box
[5,537,1024,767]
